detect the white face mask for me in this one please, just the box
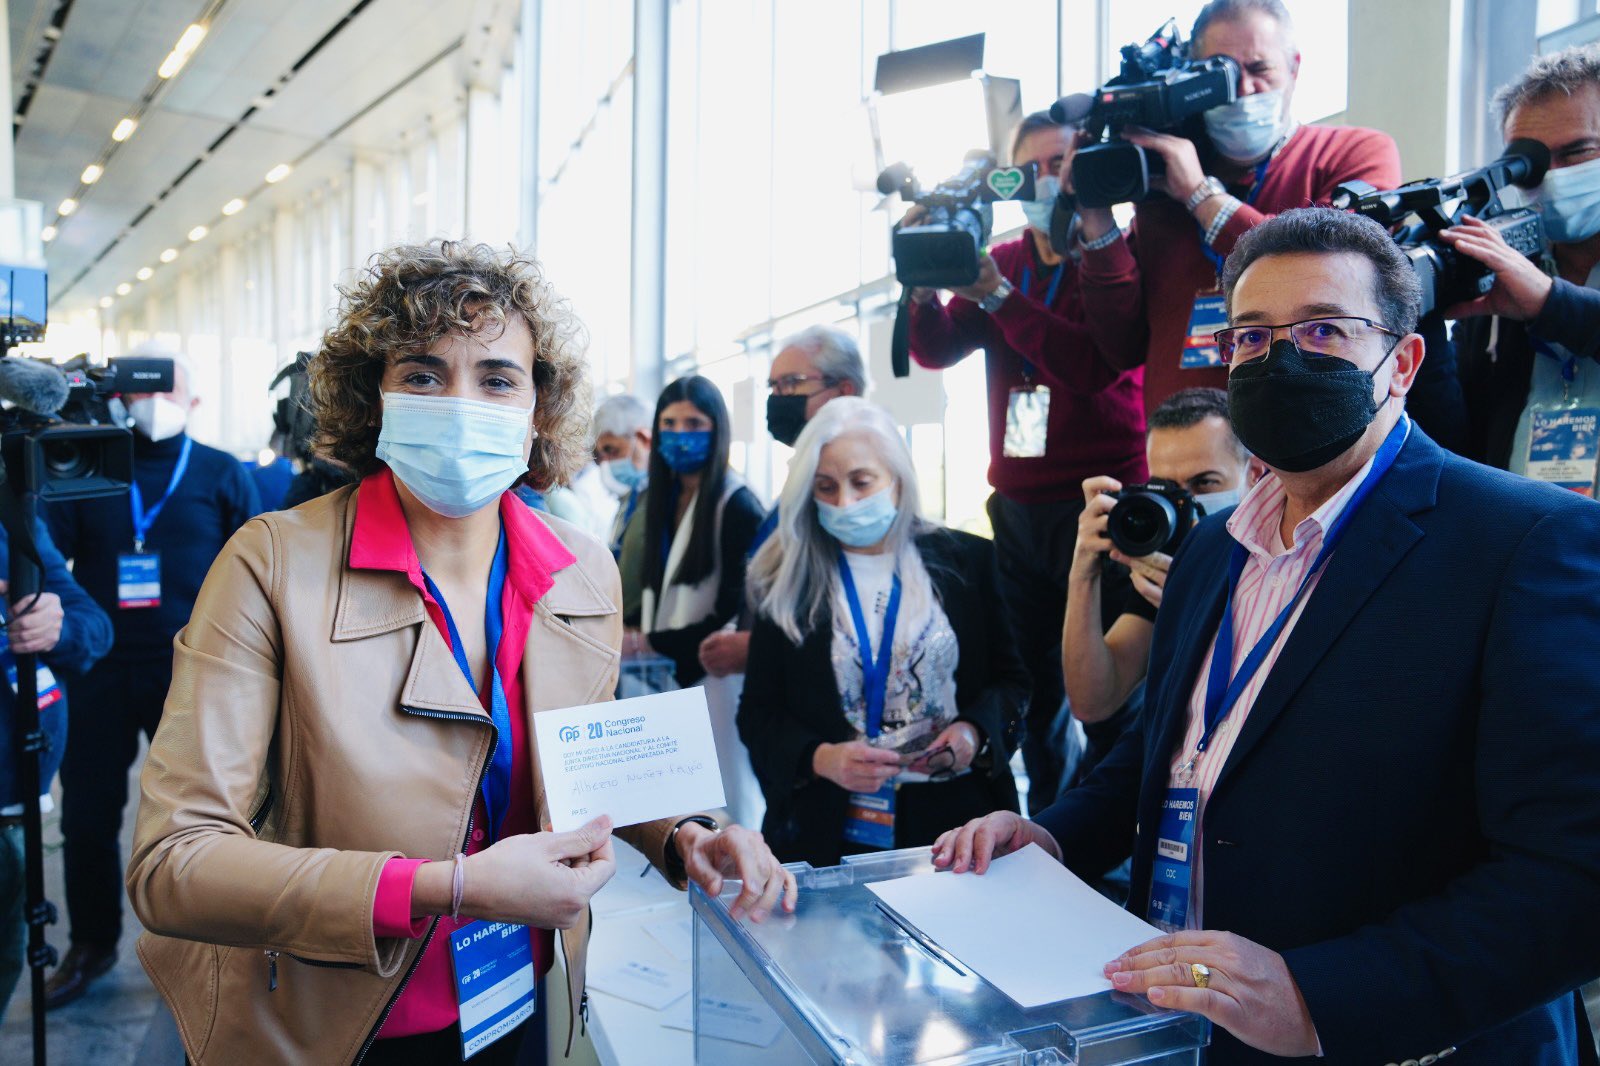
[1022,175,1061,234]
[1204,89,1286,162]
[375,393,534,518]
[1194,485,1244,517]
[1534,155,1600,244]
[127,396,188,442]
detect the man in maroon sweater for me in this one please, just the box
[908,110,1146,812]
[1080,0,1402,416]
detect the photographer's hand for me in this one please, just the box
[1071,477,1122,585]
[1439,215,1554,320]
[1110,549,1172,610]
[1122,128,1207,210]
[6,584,64,654]
[950,254,1003,303]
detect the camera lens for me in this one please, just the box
[1109,492,1179,557]
[41,439,96,482]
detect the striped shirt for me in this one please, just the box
[1167,441,1389,927]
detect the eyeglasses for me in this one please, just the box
[767,372,837,396]
[923,745,958,783]
[1212,316,1403,366]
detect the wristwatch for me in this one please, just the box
[978,276,1014,314]
[664,815,720,882]
[1185,175,1228,213]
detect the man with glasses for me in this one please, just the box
[907,109,1147,813]
[696,324,866,680]
[934,207,1600,1064]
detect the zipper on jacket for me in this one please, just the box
[248,787,274,834]
[265,950,278,991]
[354,708,495,1064]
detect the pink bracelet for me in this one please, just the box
[450,853,466,920]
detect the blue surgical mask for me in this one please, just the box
[606,456,648,494]
[1536,155,1600,244]
[657,429,713,473]
[1204,89,1286,162]
[1194,485,1244,517]
[1022,175,1060,233]
[376,392,532,518]
[816,485,899,548]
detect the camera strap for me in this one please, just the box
[128,436,193,554]
[837,552,902,740]
[1188,414,1409,769]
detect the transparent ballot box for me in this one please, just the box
[689,847,1209,1065]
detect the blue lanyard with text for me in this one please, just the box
[424,527,515,842]
[1016,263,1067,382]
[837,554,902,739]
[1191,416,1410,766]
[1529,333,1582,397]
[128,436,193,554]
[1199,158,1272,274]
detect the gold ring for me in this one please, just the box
[1190,962,1211,989]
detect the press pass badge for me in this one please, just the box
[1182,291,1229,369]
[1526,407,1600,496]
[117,552,161,609]
[1003,385,1051,458]
[0,623,62,710]
[450,920,537,1058]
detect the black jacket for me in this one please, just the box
[1036,428,1600,1065]
[738,527,1029,867]
[1454,276,1600,469]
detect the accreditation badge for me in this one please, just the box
[1525,406,1600,496]
[1146,786,1199,933]
[449,920,537,1058]
[1182,291,1229,369]
[117,552,161,609]
[1002,386,1050,458]
[843,784,896,849]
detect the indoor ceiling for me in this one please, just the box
[8,0,498,316]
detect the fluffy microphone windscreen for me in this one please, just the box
[0,358,70,415]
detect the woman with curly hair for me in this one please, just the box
[125,241,794,1065]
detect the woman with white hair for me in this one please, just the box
[738,398,1027,867]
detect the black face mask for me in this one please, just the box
[1227,339,1395,473]
[766,393,810,447]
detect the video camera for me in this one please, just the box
[1331,139,1552,316]
[879,152,1040,289]
[0,261,175,502]
[1108,479,1209,557]
[1058,19,1239,209]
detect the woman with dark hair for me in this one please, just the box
[627,374,764,686]
[125,242,793,1066]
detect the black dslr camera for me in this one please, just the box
[1108,479,1205,557]
[1058,19,1239,209]
[1332,139,1551,316]
[880,152,1039,289]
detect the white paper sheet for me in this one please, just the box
[662,995,784,1047]
[534,688,727,832]
[586,958,691,1010]
[643,916,695,962]
[866,844,1163,1009]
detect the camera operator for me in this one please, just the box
[1450,44,1600,493]
[1062,388,1262,780]
[1089,0,1399,414]
[907,109,1145,811]
[41,342,261,1008]
[0,516,112,1017]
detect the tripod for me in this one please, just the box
[0,480,57,1066]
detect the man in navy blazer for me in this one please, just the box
[933,207,1600,1064]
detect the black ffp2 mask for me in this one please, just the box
[1227,339,1394,473]
[766,393,809,447]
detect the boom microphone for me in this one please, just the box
[0,358,69,416]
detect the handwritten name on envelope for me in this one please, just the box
[534,688,726,832]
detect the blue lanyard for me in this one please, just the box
[611,486,641,558]
[1015,262,1067,382]
[837,554,902,739]
[128,436,193,553]
[1194,416,1410,761]
[1199,158,1272,274]
[423,528,515,842]
[1529,333,1581,388]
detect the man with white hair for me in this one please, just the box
[41,340,260,1008]
[593,392,654,627]
[697,324,867,679]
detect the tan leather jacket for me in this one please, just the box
[127,486,693,1064]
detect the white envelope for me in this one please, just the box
[534,688,727,832]
[662,994,784,1047]
[587,958,690,1011]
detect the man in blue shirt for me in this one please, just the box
[42,348,259,1008]
[0,512,112,1018]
